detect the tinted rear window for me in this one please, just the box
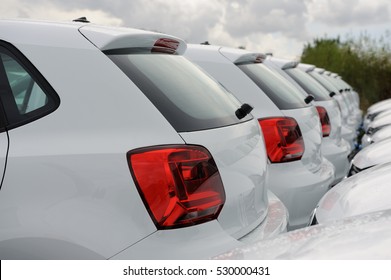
[285,68,331,101]
[107,53,251,132]
[308,71,339,94]
[238,63,308,110]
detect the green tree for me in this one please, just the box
[301,33,391,111]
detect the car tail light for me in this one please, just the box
[316,106,331,137]
[151,38,179,54]
[258,117,304,163]
[128,145,225,229]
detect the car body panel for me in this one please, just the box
[179,119,270,239]
[112,190,289,259]
[367,112,391,131]
[0,134,7,181]
[364,99,391,130]
[364,114,391,146]
[215,209,391,260]
[352,137,391,170]
[267,157,334,229]
[316,162,391,224]
[79,25,187,54]
[371,125,391,143]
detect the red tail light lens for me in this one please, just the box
[151,38,179,54]
[258,117,304,163]
[128,145,225,229]
[316,106,331,137]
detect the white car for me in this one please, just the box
[322,71,362,129]
[298,64,357,150]
[331,74,362,121]
[311,162,391,225]
[264,58,350,184]
[0,19,288,259]
[361,113,391,147]
[184,44,335,230]
[215,208,391,259]
[347,138,391,176]
[362,125,391,147]
[363,98,391,130]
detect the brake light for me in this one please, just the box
[258,117,304,163]
[316,106,331,137]
[152,38,179,54]
[128,145,225,229]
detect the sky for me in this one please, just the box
[1,0,391,60]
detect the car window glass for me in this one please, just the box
[108,53,251,132]
[285,68,331,101]
[1,53,48,114]
[238,63,308,110]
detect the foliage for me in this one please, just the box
[301,32,391,111]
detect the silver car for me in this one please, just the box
[0,19,288,259]
[216,208,391,259]
[298,64,358,150]
[312,162,391,225]
[265,57,350,184]
[184,44,335,230]
[348,138,391,176]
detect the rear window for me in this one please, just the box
[238,63,308,110]
[107,53,251,132]
[308,71,339,94]
[285,68,331,101]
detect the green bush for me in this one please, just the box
[301,33,391,112]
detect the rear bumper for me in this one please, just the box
[321,138,350,185]
[239,191,288,243]
[341,125,357,151]
[267,157,335,230]
[110,191,288,259]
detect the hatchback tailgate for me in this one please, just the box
[180,119,269,239]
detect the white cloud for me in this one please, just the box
[0,0,390,59]
[307,0,391,26]
[0,0,123,26]
[207,22,304,60]
[222,0,309,40]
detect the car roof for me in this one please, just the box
[0,19,187,54]
[218,47,266,64]
[297,63,316,72]
[267,57,299,70]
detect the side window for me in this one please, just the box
[2,53,48,114]
[0,42,60,129]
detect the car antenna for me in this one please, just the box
[73,17,90,23]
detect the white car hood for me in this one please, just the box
[214,209,391,259]
[367,99,391,115]
[352,138,391,169]
[372,125,391,143]
[316,162,391,223]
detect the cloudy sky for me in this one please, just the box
[2,0,391,59]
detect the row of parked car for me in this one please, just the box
[0,18,386,260]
